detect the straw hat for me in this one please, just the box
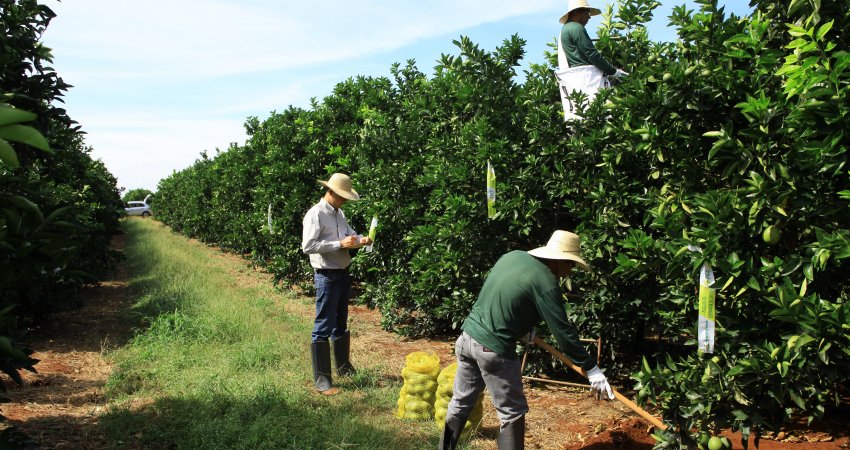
[318,173,360,201]
[528,230,590,271]
[559,0,602,24]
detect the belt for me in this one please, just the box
[315,268,348,274]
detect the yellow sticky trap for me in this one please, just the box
[486,161,496,219]
[365,216,378,253]
[698,262,716,354]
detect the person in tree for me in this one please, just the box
[554,0,627,121]
[302,173,372,394]
[558,0,626,77]
[439,230,614,450]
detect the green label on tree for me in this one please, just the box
[698,262,716,354]
[487,161,496,219]
[368,216,378,241]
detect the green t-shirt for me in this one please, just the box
[560,21,616,76]
[461,250,596,370]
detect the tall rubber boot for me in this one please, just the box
[332,330,356,376]
[438,417,468,450]
[496,415,525,450]
[311,340,334,392]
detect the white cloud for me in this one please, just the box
[84,114,248,191]
[44,0,560,79]
[38,1,566,191]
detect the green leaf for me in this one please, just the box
[0,124,51,152]
[0,104,37,127]
[44,205,73,223]
[721,276,735,291]
[787,0,807,16]
[818,342,831,364]
[816,20,834,41]
[803,263,814,281]
[665,355,677,371]
[0,138,19,169]
[9,195,44,224]
[792,334,816,350]
[786,24,810,38]
[732,409,749,420]
[727,365,746,377]
[788,390,806,409]
[785,38,810,49]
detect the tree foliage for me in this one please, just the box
[122,188,153,204]
[1,1,124,320]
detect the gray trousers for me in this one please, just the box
[446,332,528,428]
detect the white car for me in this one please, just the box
[125,195,152,217]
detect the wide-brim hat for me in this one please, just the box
[318,173,360,201]
[559,0,602,24]
[528,230,590,271]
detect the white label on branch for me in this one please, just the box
[267,203,273,233]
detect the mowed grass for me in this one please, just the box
[102,219,439,449]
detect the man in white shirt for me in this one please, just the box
[302,173,372,394]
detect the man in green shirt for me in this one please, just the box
[439,230,614,450]
[559,0,625,77]
[555,0,626,121]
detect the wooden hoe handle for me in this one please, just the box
[531,336,667,431]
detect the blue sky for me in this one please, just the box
[42,1,752,193]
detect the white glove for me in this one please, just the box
[586,366,614,400]
[612,69,629,78]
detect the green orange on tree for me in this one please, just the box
[707,436,724,450]
[762,225,781,245]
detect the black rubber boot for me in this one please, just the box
[438,417,468,450]
[496,415,525,450]
[332,330,356,376]
[311,340,333,392]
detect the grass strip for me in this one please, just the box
[101,219,441,449]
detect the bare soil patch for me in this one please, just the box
[2,222,847,449]
[2,233,134,449]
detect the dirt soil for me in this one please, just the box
[2,233,133,448]
[3,224,849,449]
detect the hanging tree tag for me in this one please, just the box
[267,203,273,234]
[486,161,496,219]
[698,262,716,354]
[365,216,378,253]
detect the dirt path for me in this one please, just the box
[2,224,847,449]
[2,233,133,448]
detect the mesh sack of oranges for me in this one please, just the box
[434,362,484,439]
[396,351,440,420]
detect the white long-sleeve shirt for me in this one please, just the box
[301,198,360,269]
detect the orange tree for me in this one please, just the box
[2,2,122,443]
[571,0,850,447]
[154,0,850,447]
[1,1,123,320]
[122,188,153,204]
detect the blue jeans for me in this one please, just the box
[446,332,528,428]
[311,270,351,343]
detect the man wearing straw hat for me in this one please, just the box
[440,230,614,450]
[302,172,372,394]
[558,0,626,78]
[554,0,627,121]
